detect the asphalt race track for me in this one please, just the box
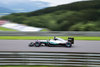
[0,40,100,53]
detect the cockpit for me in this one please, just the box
[53,37,65,41]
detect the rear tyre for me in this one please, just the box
[68,37,74,44]
[34,41,41,47]
[29,42,34,47]
[66,42,72,47]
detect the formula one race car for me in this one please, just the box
[29,37,74,47]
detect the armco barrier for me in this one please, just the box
[0,31,100,36]
[0,51,100,66]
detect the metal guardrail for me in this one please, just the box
[0,51,100,66]
[0,31,100,36]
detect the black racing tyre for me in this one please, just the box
[65,42,72,47]
[34,41,41,47]
[29,42,34,47]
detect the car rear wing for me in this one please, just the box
[68,37,74,44]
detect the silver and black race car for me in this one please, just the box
[29,37,74,47]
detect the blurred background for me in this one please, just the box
[0,0,100,67]
[0,0,100,32]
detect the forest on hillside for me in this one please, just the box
[0,0,100,31]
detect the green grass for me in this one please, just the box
[0,36,100,40]
[0,27,17,31]
[40,28,50,31]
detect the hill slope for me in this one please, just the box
[0,0,100,31]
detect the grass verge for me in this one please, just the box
[0,36,100,40]
[40,28,50,31]
[0,27,17,31]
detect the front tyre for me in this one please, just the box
[29,42,34,47]
[34,41,41,47]
[66,42,72,47]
